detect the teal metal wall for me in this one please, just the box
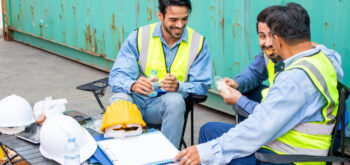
[2,0,349,114]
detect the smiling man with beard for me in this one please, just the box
[108,0,211,147]
[221,6,343,123]
[175,3,343,165]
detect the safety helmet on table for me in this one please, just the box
[0,95,35,134]
[100,100,146,138]
[39,115,97,164]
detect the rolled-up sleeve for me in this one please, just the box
[234,51,268,93]
[196,69,323,164]
[109,31,139,94]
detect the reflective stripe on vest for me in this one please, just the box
[137,23,204,82]
[263,51,338,158]
[261,52,276,102]
[261,53,276,101]
[264,53,276,85]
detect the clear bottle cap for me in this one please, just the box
[67,137,76,142]
[151,70,157,74]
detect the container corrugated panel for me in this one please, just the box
[2,0,349,114]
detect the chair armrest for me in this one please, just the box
[233,105,249,118]
[76,77,109,112]
[76,77,108,95]
[187,94,207,104]
[255,152,349,163]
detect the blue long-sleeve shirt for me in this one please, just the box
[108,23,212,96]
[196,47,344,164]
[235,44,343,114]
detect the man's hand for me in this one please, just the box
[131,77,153,95]
[174,146,200,165]
[160,74,179,92]
[223,77,239,89]
[220,85,242,105]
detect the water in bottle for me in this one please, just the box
[64,136,80,165]
[214,76,229,94]
[149,70,159,97]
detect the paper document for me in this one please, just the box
[97,131,179,165]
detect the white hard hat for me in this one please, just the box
[0,95,35,134]
[39,115,97,164]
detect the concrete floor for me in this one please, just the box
[0,38,236,146]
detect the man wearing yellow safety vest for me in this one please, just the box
[223,6,344,123]
[174,3,343,165]
[108,0,211,147]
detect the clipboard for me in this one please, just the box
[97,131,179,165]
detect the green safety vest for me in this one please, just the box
[261,53,276,101]
[136,23,204,82]
[262,51,339,165]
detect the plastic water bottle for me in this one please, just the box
[149,70,159,97]
[64,136,80,165]
[214,76,229,94]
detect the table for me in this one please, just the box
[0,133,58,165]
[0,111,96,165]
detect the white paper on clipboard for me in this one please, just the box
[97,131,179,165]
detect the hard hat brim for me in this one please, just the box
[39,127,97,164]
[0,126,25,135]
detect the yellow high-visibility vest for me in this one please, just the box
[261,53,276,101]
[137,23,204,82]
[262,51,339,165]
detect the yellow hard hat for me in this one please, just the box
[100,100,146,133]
[0,145,5,160]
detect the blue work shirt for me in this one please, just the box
[108,22,212,96]
[196,47,344,164]
[235,44,344,114]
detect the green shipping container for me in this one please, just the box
[2,0,349,114]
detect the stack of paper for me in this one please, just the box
[97,131,179,165]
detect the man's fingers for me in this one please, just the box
[179,156,187,165]
[219,91,225,97]
[140,85,153,93]
[161,79,177,85]
[184,158,191,165]
[131,77,155,95]
[223,77,231,83]
[161,84,178,92]
[134,78,153,92]
[165,76,176,81]
[226,85,235,93]
[133,84,151,95]
[163,74,177,81]
[137,89,150,95]
[135,82,152,92]
[138,79,153,88]
[174,150,186,162]
[160,78,178,92]
[161,82,177,88]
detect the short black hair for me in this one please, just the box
[256,5,279,33]
[158,0,192,16]
[265,3,311,44]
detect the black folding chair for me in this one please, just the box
[255,82,350,165]
[76,77,207,149]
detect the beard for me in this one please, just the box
[163,24,184,39]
